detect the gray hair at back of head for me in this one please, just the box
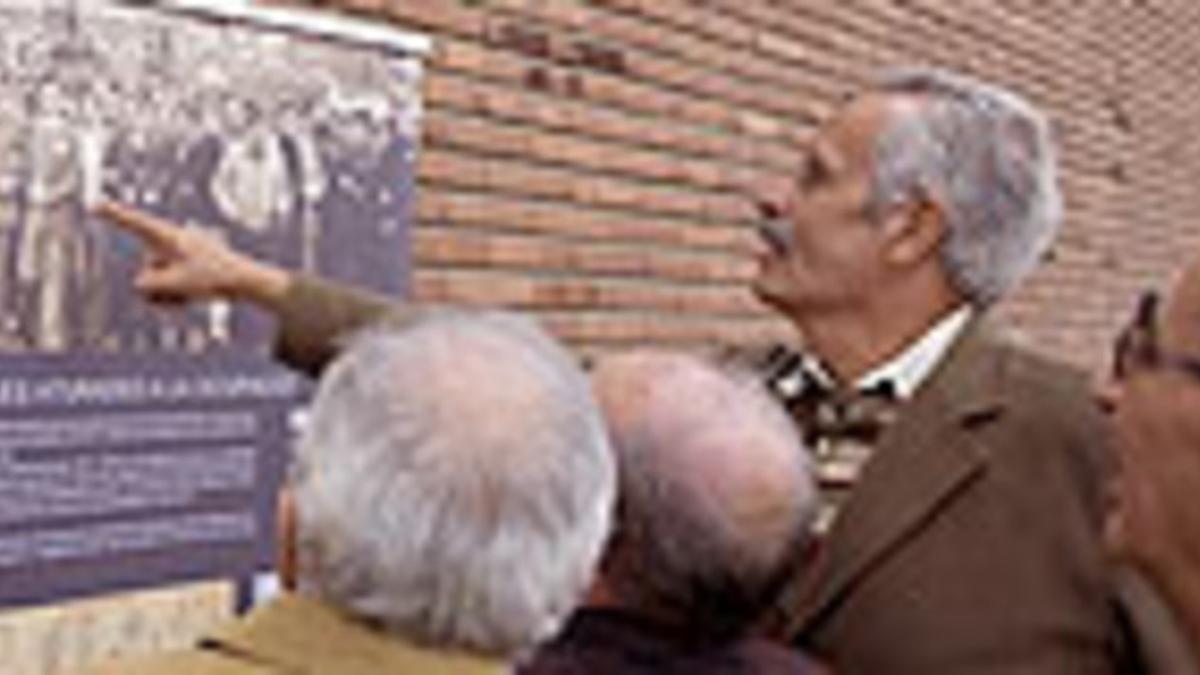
[870,67,1063,306]
[599,352,817,636]
[292,310,615,658]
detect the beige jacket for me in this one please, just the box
[86,594,508,675]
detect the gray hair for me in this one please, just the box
[869,68,1063,305]
[291,310,616,658]
[594,351,817,636]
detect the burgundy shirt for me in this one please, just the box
[520,608,825,675]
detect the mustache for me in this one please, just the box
[754,217,793,255]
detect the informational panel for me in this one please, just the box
[0,0,426,608]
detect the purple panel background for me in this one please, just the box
[0,2,419,608]
[0,353,301,607]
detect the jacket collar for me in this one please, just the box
[208,594,509,675]
[855,305,974,399]
[793,317,1011,632]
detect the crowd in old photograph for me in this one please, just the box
[0,4,418,354]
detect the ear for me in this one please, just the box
[277,488,299,591]
[881,196,945,267]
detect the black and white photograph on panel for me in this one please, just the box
[0,0,425,608]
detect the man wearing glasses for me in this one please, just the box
[1102,266,1200,668]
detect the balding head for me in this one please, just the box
[592,351,817,635]
[291,310,616,658]
[1163,260,1200,355]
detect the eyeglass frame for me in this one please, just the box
[1112,289,1200,382]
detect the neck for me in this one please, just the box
[790,286,966,386]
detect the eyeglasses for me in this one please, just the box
[1112,290,1200,382]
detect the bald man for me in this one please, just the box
[520,351,823,674]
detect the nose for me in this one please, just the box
[1091,375,1122,416]
[754,194,783,221]
[743,184,793,256]
[744,177,789,222]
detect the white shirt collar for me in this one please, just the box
[855,305,974,399]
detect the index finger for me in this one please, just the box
[95,201,185,250]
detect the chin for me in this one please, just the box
[755,284,829,330]
[751,279,791,313]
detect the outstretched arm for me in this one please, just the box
[97,201,400,376]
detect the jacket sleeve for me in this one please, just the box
[272,273,412,378]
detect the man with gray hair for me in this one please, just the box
[521,350,824,674]
[748,68,1132,672]
[91,310,616,674]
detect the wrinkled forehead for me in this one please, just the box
[806,93,911,174]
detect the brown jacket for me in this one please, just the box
[768,319,1126,674]
[86,594,508,675]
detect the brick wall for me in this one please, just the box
[307,0,1200,372]
[11,4,1200,672]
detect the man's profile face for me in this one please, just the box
[751,95,895,319]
